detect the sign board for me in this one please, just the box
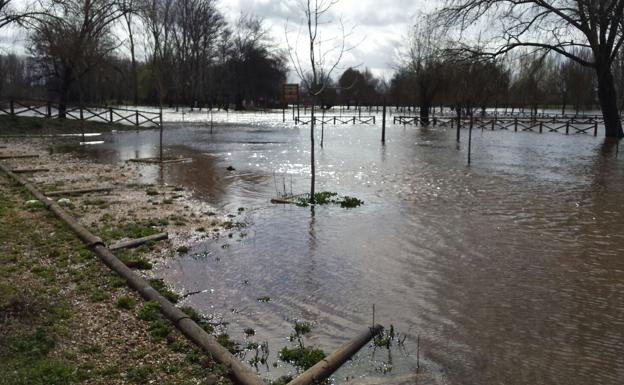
[282,84,299,103]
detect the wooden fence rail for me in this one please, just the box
[294,115,376,125]
[394,115,600,136]
[0,99,162,128]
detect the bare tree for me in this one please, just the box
[121,0,142,106]
[286,0,350,203]
[30,0,127,116]
[436,0,624,138]
[0,0,42,29]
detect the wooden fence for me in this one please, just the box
[394,115,601,136]
[294,115,376,125]
[0,100,162,128]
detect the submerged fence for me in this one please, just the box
[394,115,602,136]
[294,115,376,125]
[0,99,162,128]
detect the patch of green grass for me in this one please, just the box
[279,346,326,370]
[99,222,160,242]
[138,301,161,321]
[126,364,154,384]
[4,359,77,385]
[148,320,171,341]
[90,289,109,302]
[339,196,364,208]
[79,344,102,354]
[7,327,56,357]
[217,334,241,355]
[176,245,189,254]
[149,279,179,303]
[256,296,271,303]
[116,296,136,310]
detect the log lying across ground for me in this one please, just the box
[128,157,192,164]
[45,186,113,196]
[287,325,383,385]
[0,154,40,159]
[109,232,169,251]
[11,168,50,173]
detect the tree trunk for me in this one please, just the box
[596,64,624,138]
[58,69,73,119]
[310,100,316,203]
[419,100,430,126]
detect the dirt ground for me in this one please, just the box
[0,136,241,385]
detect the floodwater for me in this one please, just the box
[60,110,624,385]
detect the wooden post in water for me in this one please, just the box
[282,104,285,123]
[566,121,570,135]
[159,107,163,163]
[468,116,473,164]
[456,115,461,142]
[381,99,386,144]
[594,122,598,136]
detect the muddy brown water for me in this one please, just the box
[57,114,624,385]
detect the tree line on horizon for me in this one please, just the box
[0,0,623,124]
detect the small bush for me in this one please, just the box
[116,296,136,310]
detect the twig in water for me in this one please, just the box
[416,334,420,374]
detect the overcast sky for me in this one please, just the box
[0,0,441,81]
[220,0,439,81]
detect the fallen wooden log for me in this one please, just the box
[0,154,40,159]
[128,157,192,164]
[45,187,112,196]
[287,325,383,385]
[11,168,50,174]
[270,197,295,204]
[109,232,169,251]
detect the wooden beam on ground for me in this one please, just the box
[0,154,40,159]
[11,168,49,174]
[109,232,169,251]
[128,157,192,164]
[287,325,383,385]
[45,187,113,197]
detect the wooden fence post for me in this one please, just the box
[9,100,14,115]
[566,122,570,135]
[381,99,386,144]
[594,122,598,136]
[468,116,473,164]
[47,102,52,117]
